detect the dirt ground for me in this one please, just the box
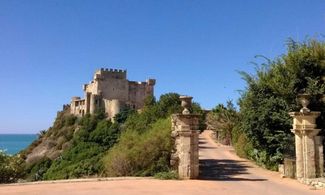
[0,130,324,195]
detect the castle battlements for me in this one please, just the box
[94,68,127,80]
[70,68,155,119]
[98,68,127,73]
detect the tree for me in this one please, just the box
[236,38,325,170]
[206,101,239,145]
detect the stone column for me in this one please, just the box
[315,136,324,177]
[171,96,199,179]
[294,130,303,178]
[289,94,321,179]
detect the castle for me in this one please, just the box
[70,68,155,119]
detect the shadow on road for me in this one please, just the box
[199,159,268,181]
[199,140,207,145]
[199,146,218,150]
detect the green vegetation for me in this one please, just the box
[0,92,204,183]
[206,101,239,145]
[24,108,122,180]
[0,150,24,183]
[103,93,204,177]
[238,39,325,170]
[154,170,178,180]
[103,118,172,176]
[209,39,325,170]
[3,39,323,183]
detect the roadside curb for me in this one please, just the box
[0,177,154,187]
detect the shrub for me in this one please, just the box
[43,142,105,180]
[25,157,52,181]
[154,171,178,180]
[103,118,172,176]
[0,151,24,183]
[89,121,120,148]
[236,38,325,169]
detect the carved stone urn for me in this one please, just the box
[297,94,311,113]
[180,96,193,115]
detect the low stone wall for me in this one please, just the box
[298,178,325,189]
[284,158,296,178]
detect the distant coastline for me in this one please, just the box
[0,134,37,155]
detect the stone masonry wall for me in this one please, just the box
[171,114,199,179]
[70,68,155,119]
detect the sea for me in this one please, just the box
[0,134,37,155]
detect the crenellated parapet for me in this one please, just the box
[100,68,127,73]
[94,68,127,80]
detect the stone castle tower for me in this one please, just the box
[70,68,155,119]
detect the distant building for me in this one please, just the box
[70,68,155,119]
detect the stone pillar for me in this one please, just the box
[289,94,321,179]
[315,136,324,177]
[294,130,303,178]
[283,158,296,178]
[171,96,199,179]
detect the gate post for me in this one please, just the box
[289,94,322,179]
[171,96,199,179]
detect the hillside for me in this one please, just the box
[16,93,205,182]
[22,107,77,164]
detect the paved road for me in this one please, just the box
[0,130,323,195]
[198,130,324,194]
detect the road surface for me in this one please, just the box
[0,130,323,195]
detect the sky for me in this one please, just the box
[0,0,324,133]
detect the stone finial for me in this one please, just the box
[297,94,311,113]
[180,96,193,115]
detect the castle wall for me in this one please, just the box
[104,99,122,119]
[99,78,129,102]
[128,79,155,110]
[128,82,145,109]
[84,80,99,95]
[70,68,155,119]
[70,97,85,117]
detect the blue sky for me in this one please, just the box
[0,0,324,133]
